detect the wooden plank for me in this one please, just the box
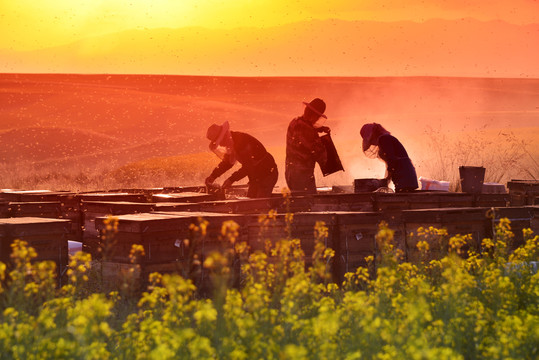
[199,197,283,214]
[278,195,314,213]
[77,192,148,203]
[152,192,218,203]
[152,202,202,212]
[0,190,73,202]
[473,194,510,207]
[373,192,474,212]
[0,217,71,236]
[311,193,374,212]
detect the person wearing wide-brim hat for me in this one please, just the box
[285,98,331,194]
[359,122,418,192]
[205,121,278,198]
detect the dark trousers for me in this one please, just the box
[248,166,278,198]
[285,167,317,195]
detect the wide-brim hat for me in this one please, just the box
[360,123,375,152]
[303,98,327,119]
[206,121,230,147]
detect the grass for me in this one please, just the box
[0,128,536,192]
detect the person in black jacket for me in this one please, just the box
[360,123,418,192]
[205,121,278,198]
[285,98,330,194]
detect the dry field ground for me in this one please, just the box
[0,74,537,191]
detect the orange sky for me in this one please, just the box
[1,0,538,51]
[1,1,538,76]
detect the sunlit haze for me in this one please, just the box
[0,1,538,189]
[2,0,539,51]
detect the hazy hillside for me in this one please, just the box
[0,74,537,190]
[1,74,538,165]
[2,19,538,77]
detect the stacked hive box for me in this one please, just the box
[0,217,70,282]
[80,200,155,257]
[77,193,148,254]
[507,180,539,206]
[95,211,246,292]
[402,207,490,262]
[246,212,338,268]
[487,206,536,250]
[332,212,383,279]
[0,190,81,241]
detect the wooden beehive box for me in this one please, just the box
[333,211,383,280]
[95,211,246,293]
[0,217,70,278]
[7,201,62,218]
[246,212,338,269]
[81,201,156,256]
[402,207,490,262]
[95,211,244,266]
[507,180,539,206]
[0,191,82,242]
[311,193,374,212]
[487,206,535,250]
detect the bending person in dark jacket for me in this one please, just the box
[205,121,278,198]
[360,123,418,192]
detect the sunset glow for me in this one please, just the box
[2,0,539,50]
[0,1,538,76]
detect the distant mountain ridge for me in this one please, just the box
[1,18,538,77]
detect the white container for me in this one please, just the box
[419,177,450,191]
[68,240,83,256]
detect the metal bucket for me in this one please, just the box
[459,166,485,193]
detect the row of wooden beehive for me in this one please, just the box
[0,187,537,284]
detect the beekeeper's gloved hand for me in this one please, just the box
[317,126,331,134]
[205,176,216,187]
[222,178,234,189]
